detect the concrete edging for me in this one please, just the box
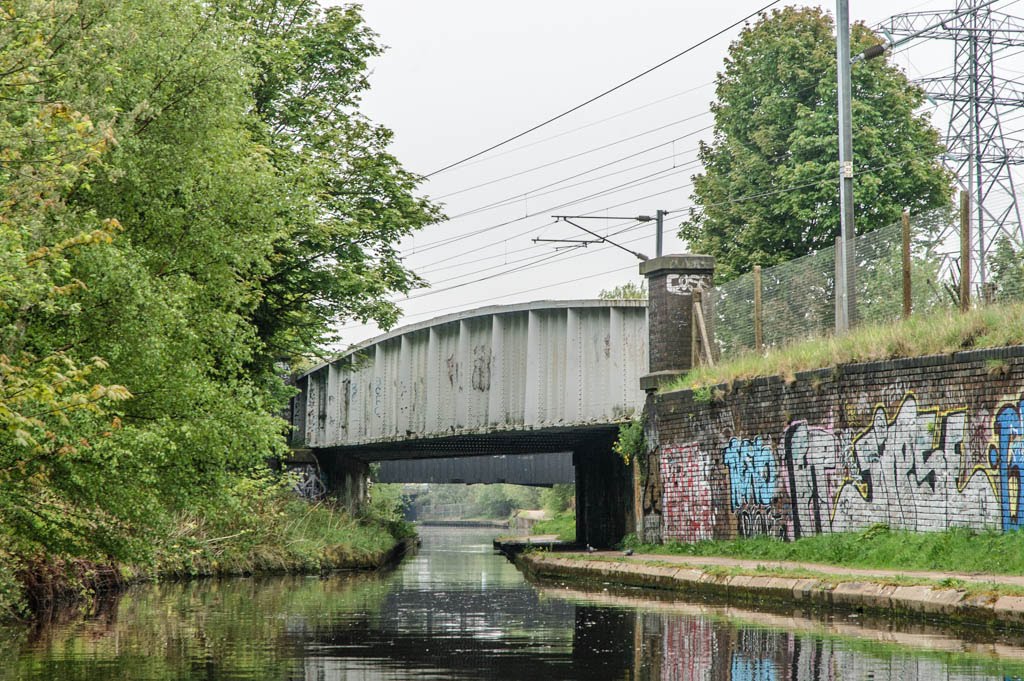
[517,553,1024,629]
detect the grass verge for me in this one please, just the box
[152,476,413,577]
[0,476,414,620]
[669,301,1024,391]
[531,512,576,541]
[622,525,1024,576]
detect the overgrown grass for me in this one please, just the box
[153,477,413,577]
[669,301,1024,392]
[531,512,576,542]
[623,525,1024,576]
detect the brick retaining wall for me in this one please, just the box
[642,346,1024,544]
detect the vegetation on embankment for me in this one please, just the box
[0,477,413,620]
[152,479,413,578]
[669,300,1024,392]
[0,1,433,623]
[530,512,576,542]
[623,524,1024,576]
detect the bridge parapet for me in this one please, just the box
[290,300,648,450]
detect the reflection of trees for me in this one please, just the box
[0,573,394,680]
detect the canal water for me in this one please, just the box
[3,526,1024,680]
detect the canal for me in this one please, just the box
[3,526,1024,679]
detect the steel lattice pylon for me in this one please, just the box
[885,1,1024,287]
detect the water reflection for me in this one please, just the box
[0,527,1023,680]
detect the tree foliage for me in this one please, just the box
[0,0,437,599]
[598,281,648,300]
[681,7,951,282]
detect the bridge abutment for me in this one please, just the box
[574,435,635,548]
[316,453,369,513]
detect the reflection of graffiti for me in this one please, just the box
[725,437,777,508]
[991,398,1024,531]
[660,617,716,681]
[661,444,716,542]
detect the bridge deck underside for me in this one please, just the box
[315,424,620,462]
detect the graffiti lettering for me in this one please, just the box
[661,444,716,542]
[991,399,1024,531]
[724,437,777,508]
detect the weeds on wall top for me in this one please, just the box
[613,419,645,466]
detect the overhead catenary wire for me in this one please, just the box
[422,0,782,178]
[442,80,717,172]
[431,118,713,204]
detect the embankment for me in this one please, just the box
[518,551,1024,630]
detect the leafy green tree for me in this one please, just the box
[228,0,442,368]
[599,281,648,300]
[681,7,951,282]
[540,484,575,514]
[0,0,436,589]
[988,237,1024,301]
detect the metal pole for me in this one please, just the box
[901,210,912,319]
[836,0,856,333]
[655,209,665,258]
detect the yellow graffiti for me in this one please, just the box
[829,391,976,523]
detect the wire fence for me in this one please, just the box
[707,205,1024,361]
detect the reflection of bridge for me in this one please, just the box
[288,300,648,546]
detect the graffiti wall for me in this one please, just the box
[648,348,1024,543]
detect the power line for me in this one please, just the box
[445,156,703,220]
[409,160,699,256]
[444,80,717,171]
[423,0,781,178]
[433,118,712,202]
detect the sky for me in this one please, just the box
[333,0,1023,348]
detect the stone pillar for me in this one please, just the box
[637,254,714,544]
[638,254,715,392]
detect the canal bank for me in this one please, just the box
[9,527,1024,679]
[516,550,1024,630]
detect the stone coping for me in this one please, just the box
[517,551,1024,630]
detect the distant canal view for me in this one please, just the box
[3,527,1024,680]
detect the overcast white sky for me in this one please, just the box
[333,0,1022,348]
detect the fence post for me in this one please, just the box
[960,190,971,312]
[753,265,764,352]
[901,210,911,319]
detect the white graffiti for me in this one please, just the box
[665,273,710,295]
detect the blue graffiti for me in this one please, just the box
[724,437,777,509]
[730,654,777,681]
[991,400,1024,531]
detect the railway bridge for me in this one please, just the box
[287,256,714,546]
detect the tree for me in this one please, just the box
[599,281,648,300]
[228,0,442,370]
[680,7,951,282]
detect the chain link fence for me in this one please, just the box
[707,206,1024,362]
